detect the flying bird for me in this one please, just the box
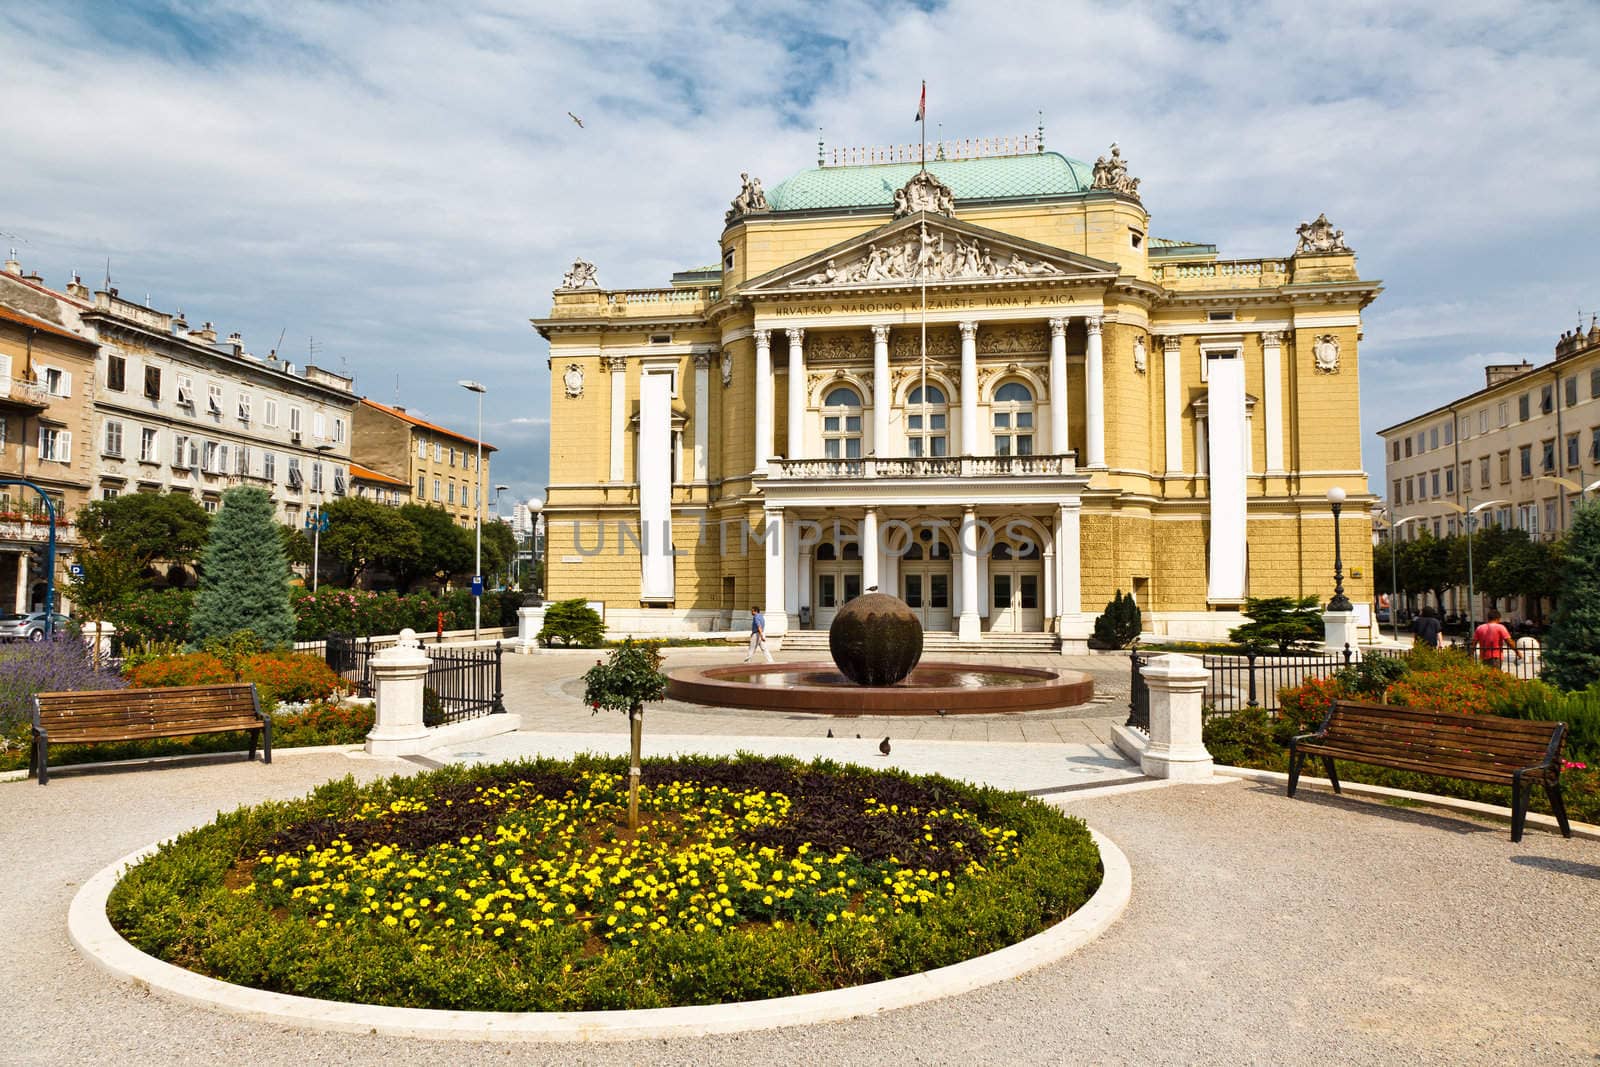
[568,112,585,128]
[879,737,892,756]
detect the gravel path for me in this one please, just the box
[3,745,1594,1065]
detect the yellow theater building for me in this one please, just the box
[534,136,1380,647]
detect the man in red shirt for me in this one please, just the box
[1472,609,1520,667]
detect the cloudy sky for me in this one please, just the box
[3,1,1598,505]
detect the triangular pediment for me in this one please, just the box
[740,212,1120,295]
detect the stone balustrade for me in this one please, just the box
[767,453,1075,481]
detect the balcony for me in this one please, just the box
[0,378,52,411]
[766,453,1077,481]
[1152,259,1288,291]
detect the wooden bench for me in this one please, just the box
[1289,699,1571,842]
[30,683,271,785]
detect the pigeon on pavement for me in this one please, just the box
[879,737,892,756]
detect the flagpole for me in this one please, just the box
[920,79,927,171]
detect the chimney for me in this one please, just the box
[2,250,19,276]
[1484,361,1534,388]
[22,270,43,284]
[189,320,217,343]
[66,273,91,301]
[172,308,188,331]
[227,331,243,356]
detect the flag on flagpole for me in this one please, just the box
[915,80,925,122]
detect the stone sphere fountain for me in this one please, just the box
[665,594,1093,715]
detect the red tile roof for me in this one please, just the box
[0,305,96,347]
[360,397,498,451]
[349,462,412,488]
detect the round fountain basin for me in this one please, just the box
[666,661,1094,715]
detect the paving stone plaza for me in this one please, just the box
[5,647,1596,1065]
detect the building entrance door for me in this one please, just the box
[812,541,862,629]
[988,537,1043,632]
[900,536,953,631]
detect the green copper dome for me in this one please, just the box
[765,151,1094,212]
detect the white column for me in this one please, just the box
[1207,351,1248,603]
[763,505,787,635]
[14,553,27,613]
[1163,336,1183,474]
[871,325,891,455]
[781,512,800,635]
[1261,331,1285,474]
[606,356,627,482]
[1139,654,1214,780]
[958,505,981,642]
[1057,500,1081,620]
[692,352,711,482]
[1042,548,1055,626]
[786,328,806,460]
[959,321,979,456]
[1048,317,1069,455]
[753,330,773,474]
[638,368,675,601]
[365,629,432,756]
[861,506,880,592]
[1085,315,1105,468]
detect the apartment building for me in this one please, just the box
[350,462,411,506]
[0,297,98,612]
[1379,319,1600,542]
[351,399,496,526]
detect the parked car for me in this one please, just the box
[0,612,72,642]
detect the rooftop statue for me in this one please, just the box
[725,172,771,223]
[1295,213,1350,254]
[1090,143,1142,201]
[892,170,956,218]
[559,258,599,290]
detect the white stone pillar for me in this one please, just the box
[692,352,711,482]
[959,321,979,456]
[753,330,773,475]
[1206,350,1248,604]
[1048,317,1069,455]
[514,604,546,653]
[1139,654,1214,780]
[14,552,27,613]
[1163,336,1183,474]
[861,506,880,592]
[786,328,806,460]
[1323,611,1362,660]
[958,505,981,642]
[1261,331,1285,475]
[1085,315,1106,468]
[1042,548,1055,625]
[365,629,432,756]
[871,325,891,456]
[81,621,115,666]
[763,506,787,635]
[1057,500,1082,620]
[606,356,627,482]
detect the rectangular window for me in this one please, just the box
[264,398,278,427]
[1460,462,1471,491]
[1498,451,1510,483]
[173,433,190,468]
[1392,479,1402,502]
[263,452,276,481]
[289,407,302,434]
[103,420,123,457]
[1443,421,1453,446]
[107,355,126,392]
[1541,439,1556,472]
[334,417,345,444]
[102,487,119,501]
[433,478,441,501]
[1481,455,1491,485]
[37,426,70,462]
[1391,440,1400,461]
[311,462,323,493]
[203,499,218,515]
[176,374,194,407]
[1568,434,1581,469]
[207,383,223,416]
[202,440,218,473]
[1429,427,1439,451]
[1405,478,1414,504]
[1593,428,1600,462]
[1546,499,1558,533]
[418,474,426,496]
[1207,310,1234,322]
[1444,467,1454,494]
[1520,444,1532,477]
[1566,376,1578,407]
[435,443,443,462]
[1497,401,1508,428]
[1519,393,1530,421]
[1479,409,1488,434]
[1430,470,1440,496]
[1592,368,1600,399]
[235,446,249,476]
[313,412,327,440]
[140,427,158,462]
[333,468,346,496]
[449,447,457,467]
[417,438,427,459]
[287,457,302,488]
[1404,437,1413,458]
[238,393,252,421]
[1416,430,1426,453]
[1540,384,1553,414]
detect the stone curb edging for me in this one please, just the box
[69,829,1130,1042]
[0,743,371,784]
[1214,765,1600,841]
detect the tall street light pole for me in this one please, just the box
[1382,511,1425,641]
[1325,487,1351,612]
[458,380,486,640]
[1442,498,1506,639]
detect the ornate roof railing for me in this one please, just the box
[767,453,1076,481]
[822,135,1044,168]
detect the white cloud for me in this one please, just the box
[1,1,1597,499]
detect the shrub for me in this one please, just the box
[1544,499,1600,691]
[125,650,345,705]
[292,588,455,640]
[1229,595,1322,653]
[539,598,605,647]
[0,637,126,753]
[1202,707,1279,767]
[1276,675,1346,738]
[110,588,195,647]
[1497,683,1600,762]
[1331,654,1409,699]
[1091,590,1141,649]
[272,700,374,747]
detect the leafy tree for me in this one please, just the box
[538,598,604,647]
[66,543,146,668]
[190,487,296,648]
[393,504,473,591]
[1479,535,1562,606]
[479,519,519,587]
[1229,595,1322,653]
[319,497,422,586]
[77,492,210,570]
[279,524,313,569]
[582,640,668,830]
[1544,500,1600,691]
[1091,589,1141,648]
[1400,532,1460,613]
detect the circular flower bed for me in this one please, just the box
[107,755,1102,1011]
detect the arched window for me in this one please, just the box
[822,386,862,459]
[992,381,1034,456]
[907,384,948,457]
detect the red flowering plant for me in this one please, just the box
[126,650,346,705]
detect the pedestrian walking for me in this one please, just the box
[1471,608,1520,668]
[744,605,774,664]
[1410,605,1442,648]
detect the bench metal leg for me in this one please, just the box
[1321,756,1341,795]
[248,730,257,762]
[1287,746,1302,797]
[261,719,272,765]
[35,735,48,786]
[1510,774,1528,843]
[1544,782,1571,839]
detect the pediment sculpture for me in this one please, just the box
[1296,213,1350,254]
[788,222,1064,288]
[1090,143,1141,201]
[559,258,598,290]
[1312,333,1341,373]
[892,169,956,218]
[725,172,771,223]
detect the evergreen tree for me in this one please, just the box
[1544,499,1600,691]
[190,487,296,648]
[1092,589,1142,648]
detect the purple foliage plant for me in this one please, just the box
[0,636,126,749]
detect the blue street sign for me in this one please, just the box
[69,563,84,578]
[470,576,483,596]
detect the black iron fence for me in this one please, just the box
[322,634,376,697]
[1449,641,1544,682]
[425,642,505,725]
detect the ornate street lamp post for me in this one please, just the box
[1326,487,1351,612]
[458,379,487,640]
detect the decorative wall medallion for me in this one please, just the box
[1313,333,1341,373]
[892,170,956,218]
[1295,213,1350,254]
[1133,335,1147,374]
[562,363,585,398]
[559,259,598,290]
